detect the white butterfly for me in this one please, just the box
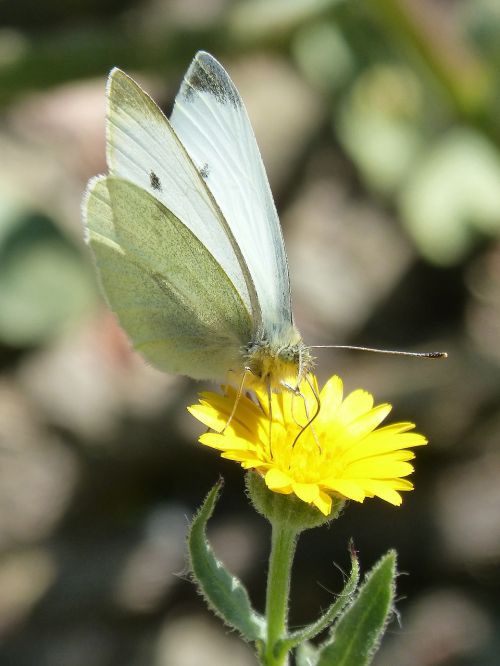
[83,51,313,391]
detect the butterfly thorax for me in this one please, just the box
[244,325,314,391]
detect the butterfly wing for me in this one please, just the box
[170,51,293,336]
[104,67,260,327]
[84,176,253,380]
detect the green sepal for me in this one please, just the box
[277,543,360,655]
[317,550,397,666]
[295,641,319,666]
[246,471,345,532]
[188,479,266,642]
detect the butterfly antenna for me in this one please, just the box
[290,393,306,429]
[222,368,249,433]
[310,345,447,359]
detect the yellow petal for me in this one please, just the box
[319,375,344,416]
[361,480,404,505]
[338,389,374,422]
[344,430,426,461]
[199,433,255,452]
[372,422,416,435]
[191,391,265,437]
[314,490,333,515]
[322,478,366,502]
[345,457,415,478]
[221,450,262,462]
[187,404,228,433]
[387,478,414,491]
[346,404,392,438]
[291,482,319,503]
[265,468,294,490]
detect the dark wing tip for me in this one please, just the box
[182,51,241,108]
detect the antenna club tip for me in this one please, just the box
[429,351,448,359]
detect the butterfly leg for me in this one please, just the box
[222,368,250,433]
[290,377,322,451]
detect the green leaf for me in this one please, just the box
[229,0,344,43]
[188,480,265,642]
[278,542,360,654]
[316,550,397,666]
[399,128,500,265]
[0,205,97,346]
[336,64,424,196]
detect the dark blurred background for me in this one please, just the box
[0,1,499,664]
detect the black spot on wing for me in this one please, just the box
[199,163,210,179]
[150,171,162,191]
[182,53,241,109]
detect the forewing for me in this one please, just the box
[170,51,293,332]
[83,176,253,380]
[105,67,259,324]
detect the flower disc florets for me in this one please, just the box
[188,374,427,516]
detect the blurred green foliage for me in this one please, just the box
[0,201,96,346]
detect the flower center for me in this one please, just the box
[268,420,345,484]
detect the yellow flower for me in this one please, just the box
[188,375,427,516]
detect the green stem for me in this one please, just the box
[262,520,299,666]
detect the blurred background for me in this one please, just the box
[0,0,500,664]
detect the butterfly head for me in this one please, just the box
[244,326,314,392]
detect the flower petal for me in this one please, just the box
[314,491,332,516]
[291,482,319,504]
[343,430,426,461]
[187,404,228,433]
[319,375,343,415]
[346,404,392,438]
[265,467,295,490]
[199,433,256,452]
[322,478,367,502]
[345,457,415,479]
[360,480,403,505]
[338,389,374,423]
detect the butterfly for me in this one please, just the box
[83,51,314,393]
